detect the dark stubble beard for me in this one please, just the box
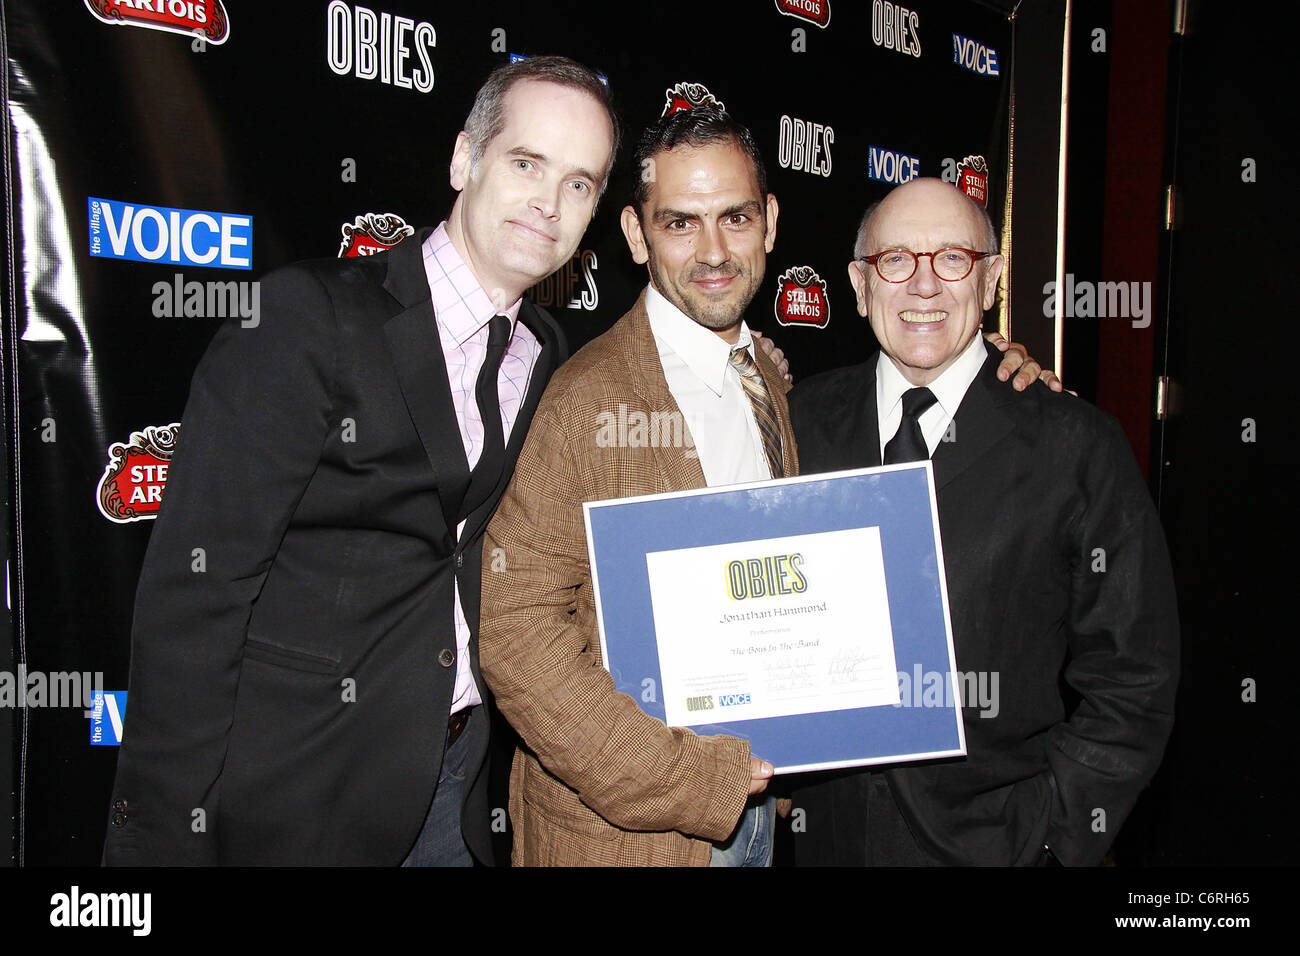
[646,243,762,333]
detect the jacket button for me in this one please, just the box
[455,553,464,569]
[112,799,127,812]
[110,812,127,828]
[438,648,455,667]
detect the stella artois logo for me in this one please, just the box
[338,213,414,258]
[84,0,230,45]
[96,424,181,524]
[661,82,726,118]
[773,0,831,29]
[957,155,990,206]
[774,266,830,329]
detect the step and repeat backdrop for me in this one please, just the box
[4,0,1009,863]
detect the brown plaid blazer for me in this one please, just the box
[481,292,799,866]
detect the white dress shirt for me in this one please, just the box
[876,332,988,461]
[645,284,772,486]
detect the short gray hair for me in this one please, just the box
[463,55,620,197]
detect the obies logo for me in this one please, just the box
[661,82,725,118]
[529,249,599,311]
[872,0,920,57]
[777,115,834,178]
[774,266,830,329]
[957,155,989,206]
[725,553,809,601]
[84,0,229,45]
[773,0,831,29]
[326,1,436,92]
[96,424,180,523]
[338,213,413,257]
[685,695,714,712]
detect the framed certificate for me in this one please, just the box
[583,463,966,774]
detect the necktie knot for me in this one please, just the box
[901,386,937,419]
[728,346,760,379]
[884,386,938,465]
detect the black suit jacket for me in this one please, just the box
[790,341,1178,865]
[103,228,566,865]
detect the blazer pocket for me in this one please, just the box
[243,636,342,675]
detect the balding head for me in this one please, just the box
[847,178,1004,386]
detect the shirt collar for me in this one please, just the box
[421,222,524,347]
[645,284,752,397]
[877,331,989,422]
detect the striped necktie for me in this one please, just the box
[729,346,784,479]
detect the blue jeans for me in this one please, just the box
[710,794,776,867]
[401,710,474,867]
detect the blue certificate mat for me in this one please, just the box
[583,464,966,773]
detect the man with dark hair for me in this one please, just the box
[479,111,1050,866]
[104,56,619,866]
[789,178,1178,866]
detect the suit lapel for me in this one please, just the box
[380,230,470,537]
[623,293,707,491]
[930,343,1015,492]
[852,360,883,469]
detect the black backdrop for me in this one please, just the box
[3,0,1013,864]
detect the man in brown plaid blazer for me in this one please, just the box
[481,110,1051,866]
[480,109,789,865]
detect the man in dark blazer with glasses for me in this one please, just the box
[789,178,1178,866]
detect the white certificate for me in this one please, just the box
[645,527,901,729]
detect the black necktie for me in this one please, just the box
[883,386,938,464]
[463,314,510,516]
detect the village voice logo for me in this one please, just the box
[773,0,831,28]
[868,145,920,185]
[661,82,725,117]
[84,0,229,45]
[952,32,1000,76]
[774,266,830,329]
[88,197,252,269]
[338,212,414,257]
[96,424,181,523]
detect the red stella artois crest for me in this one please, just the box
[96,424,181,524]
[957,155,990,206]
[774,266,830,329]
[338,213,414,258]
[661,82,726,118]
[773,0,831,29]
[83,0,230,45]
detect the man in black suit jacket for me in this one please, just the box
[103,57,619,865]
[790,179,1178,866]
